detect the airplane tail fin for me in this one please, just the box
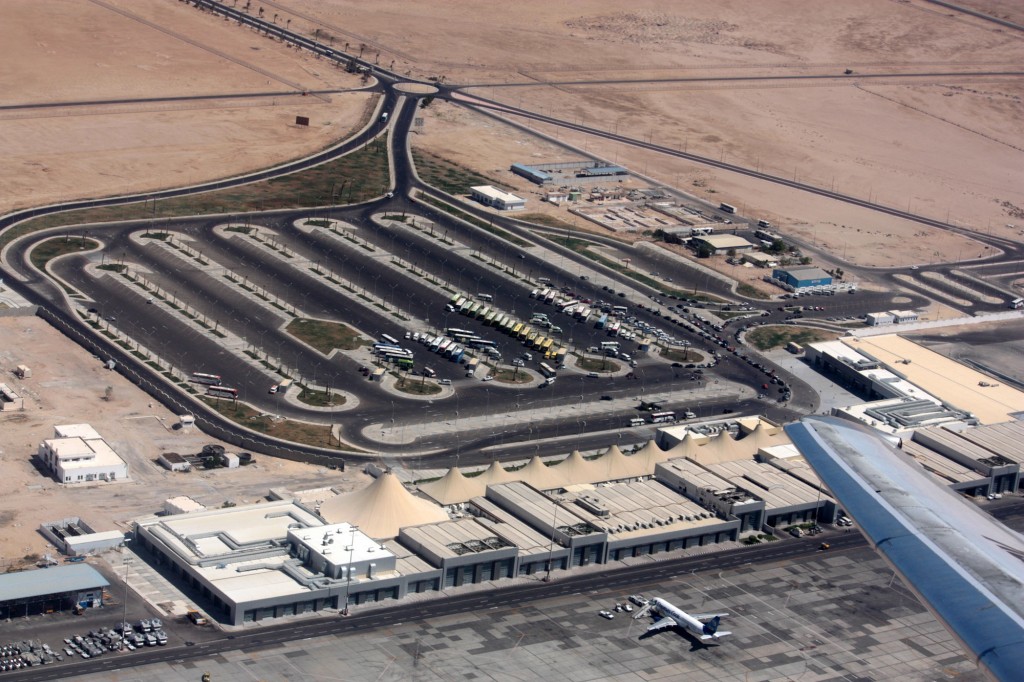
[703,616,720,637]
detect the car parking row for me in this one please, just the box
[0,640,59,670]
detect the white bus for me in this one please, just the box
[539,362,557,378]
[191,372,222,385]
[380,333,399,346]
[649,411,676,424]
[719,202,736,214]
[207,386,238,398]
[1011,297,1024,309]
[629,417,645,428]
[477,293,493,302]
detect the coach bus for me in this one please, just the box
[191,372,223,385]
[649,411,676,424]
[539,362,557,378]
[207,386,238,398]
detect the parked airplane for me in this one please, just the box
[636,597,731,640]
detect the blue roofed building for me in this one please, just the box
[771,266,833,290]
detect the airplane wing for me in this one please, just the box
[691,612,729,620]
[786,416,1024,682]
[646,617,676,633]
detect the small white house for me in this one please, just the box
[38,424,129,484]
[866,312,895,326]
[220,452,240,469]
[158,452,192,472]
[889,310,919,324]
[470,185,526,211]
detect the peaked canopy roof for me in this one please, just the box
[319,472,448,538]
[479,461,517,486]
[419,467,487,506]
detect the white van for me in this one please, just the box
[587,372,600,378]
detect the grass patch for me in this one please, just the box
[29,237,100,270]
[296,386,346,408]
[746,325,839,351]
[491,367,533,384]
[516,213,577,230]
[576,358,621,372]
[303,219,332,228]
[201,398,348,449]
[1,114,388,249]
[412,149,501,195]
[394,376,442,395]
[285,318,368,354]
[659,348,704,363]
[737,282,771,300]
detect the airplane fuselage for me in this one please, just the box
[653,598,712,638]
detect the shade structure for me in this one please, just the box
[479,461,516,486]
[742,421,791,451]
[319,472,448,538]
[631,439,671,473]
[663,431,704,461]
[419,467,487,506]
[553,450,599,483]
[590,444,645,481]
[518,455,566,490]
[691,431,749,465]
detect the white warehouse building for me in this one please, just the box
[470,185,526,211]
[38,424,129,485]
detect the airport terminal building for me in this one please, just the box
[132,421,840,626]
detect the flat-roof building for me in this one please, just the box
[38,424,129,485]
[0,383,24,411]
[705,460,837,526]
[692,234,754,254]
[470,185,526,211]
[0,565,109,618]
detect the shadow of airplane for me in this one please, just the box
[638,623,717,651]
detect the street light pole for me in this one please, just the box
[342,524,358,615]
[121,551,133,645]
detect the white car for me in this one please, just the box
[482,375,494,382]
[599,610,615,620]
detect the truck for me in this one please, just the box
[465,357,480,376]
[187,611,208,626]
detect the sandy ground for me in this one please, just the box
[0,314,370,571]
[288,0,1024,267]
[0,0,371,213]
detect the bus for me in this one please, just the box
[396,357,414,369]
[465,357,480,375]
[448,346,465,363]
[207,386,238,398]
[191,372,222,385]
[554,348,567,368]
[467,302,481,317]
[476,306,490,320]
[477,293,493,302]
[595,313,608,330]
[539,362,557,378]
[437,339,452,354]
[629,417,645,428]
[719,202,736,214]
[512,322,524,337]
[612,305,628,315]
[543,291,556,304]
[447,327,472,337]
[540,338,554,355]
[649,411,676,424]
[1011,297,1024,309]
[607,321,620,336]
[526,331,539,346]
[529,289,540,298]
[380,333,399,346]
[471,339,497,349]
[485,311,498,325]
[459,299,474,313]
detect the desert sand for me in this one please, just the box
[0,0,371,213]
[2,0,1022,268]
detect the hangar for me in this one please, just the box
[772,266,833,289]
[0,564,109,618]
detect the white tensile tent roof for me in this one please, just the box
[419,467,487,506]
[319,472,448,538]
